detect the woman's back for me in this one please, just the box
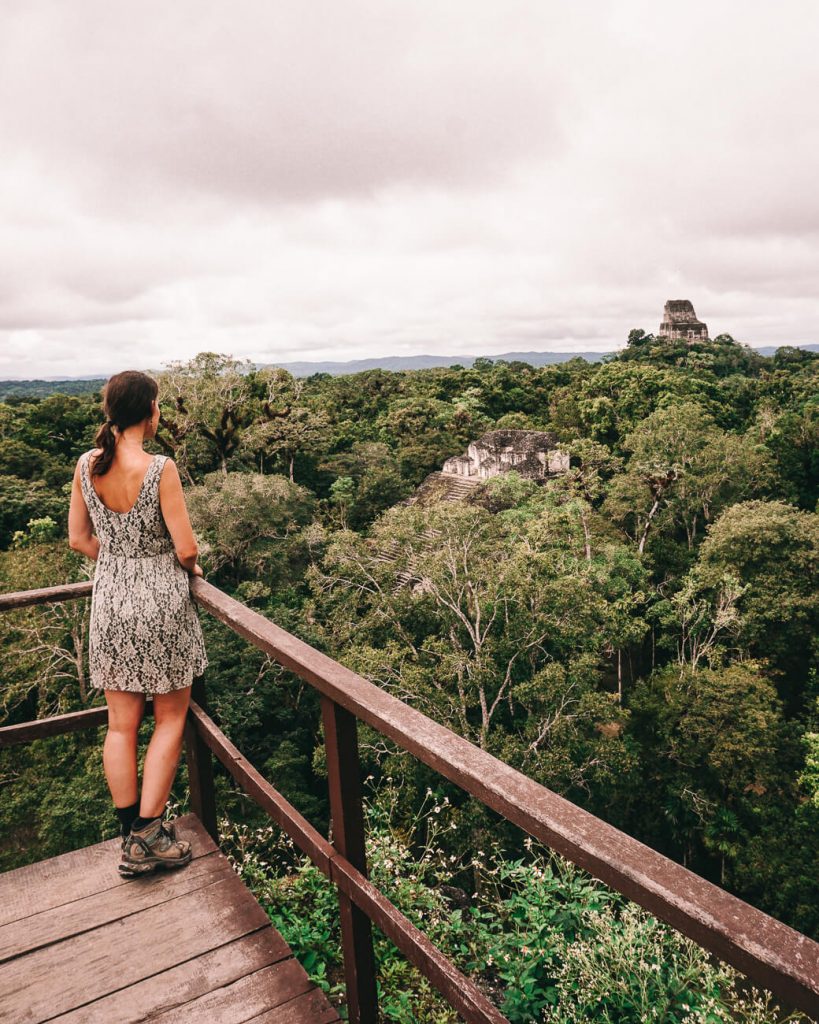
[79,445,208,692]
[80,449,175,560]
[87,448,156,515]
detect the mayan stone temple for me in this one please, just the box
[657,299,709,343]
[407,429,571,505]
[443,428,570,480]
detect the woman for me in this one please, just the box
[68,369,209,877]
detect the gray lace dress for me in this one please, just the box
[80,450,208,693]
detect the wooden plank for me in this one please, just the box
[0,581,92,611]
[0,874,270,1023]
[191,576,819,1019]
[0,706,108,748]
[184,675,218,841]
[149,958,314,1023]
[243,987,342,1024]
[189,704,501,1022]
[189,705,335,877]
[0,833,125,927]
[0,851,230,962]
[50,926,291,1023]
[0,813,216,927]
[321,697,377,1024]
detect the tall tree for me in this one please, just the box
[155,352,258,479]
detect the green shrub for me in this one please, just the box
[219,780,807,1024]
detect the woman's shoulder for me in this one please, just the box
[78,448,102,469]
[156,453,178,480]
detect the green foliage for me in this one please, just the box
[9,392,99,459]
[697,500,819,708]
[627,660,813,907]
[186,470,314,581]
[11,516,60,548]
[799,722,819,808]
[0,438,70,486]
[308,490,648,815]
[155,352,259,476]
[617,330,770,381]
[221,781,806,1024]
[3,344,819,1013]
[0,474,70,547]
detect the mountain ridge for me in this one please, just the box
[4,342,818,389]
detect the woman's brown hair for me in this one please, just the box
[91,370,159,477]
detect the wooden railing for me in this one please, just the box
[1,579,818,1022]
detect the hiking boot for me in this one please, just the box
[119,816,192,877]
[118,810,181,857]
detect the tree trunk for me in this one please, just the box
[580,511,592,561]
[637,498,662,554]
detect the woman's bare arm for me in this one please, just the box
[158,458,202,574]
[68,459,100,560]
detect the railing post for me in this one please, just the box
[184,674,218,842]
[321,695,378,1024]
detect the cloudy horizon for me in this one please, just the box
[2,1,818,379]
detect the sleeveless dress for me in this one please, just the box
[79,450,208,693]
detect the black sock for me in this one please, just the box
[115,801,140,837]
[131,814,161,832]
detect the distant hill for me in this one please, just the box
[259,349,612,376]
[2,343,817,398]
[753,344,819,356]
[0,377,107,400]
[0,352,607,399]
[258,343,818,376]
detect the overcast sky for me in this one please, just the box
[1,1,818,378]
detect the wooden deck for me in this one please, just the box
[0,813,342,1024]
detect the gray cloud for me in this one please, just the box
[1,1,818,378]
[0,2,567,204]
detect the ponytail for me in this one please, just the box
[91,421,118,478]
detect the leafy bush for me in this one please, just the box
[220,780,807,1024]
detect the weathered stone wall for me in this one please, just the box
[442,429,569,480]
[658,299,709,343]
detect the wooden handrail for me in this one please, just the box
[186,698,505,1023]
[0,581,92,610]
[1,580,818,1020]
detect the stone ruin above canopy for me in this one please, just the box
[658,299,709,344]
[442,429,570,481]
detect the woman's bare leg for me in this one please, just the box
[103,690,146,806]
[140,685,192,818]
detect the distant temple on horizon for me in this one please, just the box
[657,300,709,344]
